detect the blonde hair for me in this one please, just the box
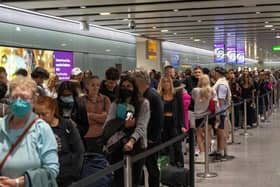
[197,74,211,100]
[9,76,37,97]
[47,73,58,89]
[157,77,175,97]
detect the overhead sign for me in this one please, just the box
[272,45,280,51]
[53,51,74,80]
[214,44,225,63]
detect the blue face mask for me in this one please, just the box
[11,99,31,118]
[60,96,74,103]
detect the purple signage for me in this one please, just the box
[236,50,245,64]
[227,47,236,64]
[214,44,225,63]
[171,53,180,67]
[53,51,74,80]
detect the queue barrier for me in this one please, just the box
[70,89,278,187]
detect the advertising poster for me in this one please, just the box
[53,51,73,80]
[214,44,225,63]
[171,53,180,67]
[236,49,245,64]
[227,47,236,64]
[236,39,245,64]
[0,46,73,80]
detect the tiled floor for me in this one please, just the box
[195,111,280,187]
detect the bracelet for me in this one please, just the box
[15,178,19,187]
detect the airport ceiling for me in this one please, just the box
[3,0,280,60]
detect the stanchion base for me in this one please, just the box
[197,172,218,178]
[228,142,241,145]
[240,132,252,136]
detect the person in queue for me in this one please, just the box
[84,69,93,79]
[83,75,111,153]
[14,68,28,77]
[104,76,150,187]
[57,81,89,138]
[157,77,185,167]
[0,81,9,117]
[192,74,216,162]
[212,67,232,161]
[31,66,50,96]
[0,76,59,186]
[133,70,164,187]
[227,69,241,129]
[100,67,120,102]
[46,73,59,99]
[70,67,85,97]
[34,96,84,187]
[164,65,176,79]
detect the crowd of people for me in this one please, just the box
[0,64,279,187]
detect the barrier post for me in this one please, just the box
[240,99,251,136]
[270,91,274,114]
[229,103,241,145]
[197,115,218,178]
[263,96,267,122]
[189,112,196,187]
[124,155,133,187]
[273,88,277,111]
[256,95,260,127]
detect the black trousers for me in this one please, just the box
[145,143,160,187]
[162,117,184,167]
[109,142,145,187]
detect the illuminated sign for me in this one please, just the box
[146,40,157,60]
[272,45,280,51]
[214,44,225,63]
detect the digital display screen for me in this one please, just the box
[214,44,225,63]
[171,53,180,67]
[0,46,73,80]
[226,47,236,64]
[236,50,245,64]
[53,51,73,80]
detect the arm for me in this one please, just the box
[149,93,164,143]
[89,96,112,124]
[130,100,150,143]
[104,102,117,126]
[37,121,60,178]
[76,98,89,137]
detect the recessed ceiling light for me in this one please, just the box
[173,9,179,12]
[276,35,280,39]
[272,28,276,31]
[174,33,177,35]
[264,25,273,28]
[194,39,201,42]
[265,21,269,24]
[61,43,67,46]
[152,26,157,29]
[202,41,206,43]
[16,26,21,31]
[105,49,111,52]
[198,20,202,23]
[161,29,168,33]
[256,11,261,14]
[123,18,129,21]
[190,37,193,39]
[80,6,86,9]
[100,12,111,16]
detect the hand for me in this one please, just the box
[124,118,135,128]
[181,127,187,133]
[0,177,16,187]
[123,138,135,152]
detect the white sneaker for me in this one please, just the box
[196,153,205,162]
[195,149,200,157]
[260,116,265,121]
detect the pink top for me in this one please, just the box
[182,91,191,131]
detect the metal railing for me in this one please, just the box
[70,88,278,187]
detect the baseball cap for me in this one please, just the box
[71,67,83,76]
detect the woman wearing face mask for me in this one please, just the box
[57,81,89,138]
[34,96,84,187]
[0,76,59,187]
[104,76,150,187]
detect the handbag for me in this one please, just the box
[0,117,39,172]
[208,98,215,113]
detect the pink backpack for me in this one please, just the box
[182,91,191,131]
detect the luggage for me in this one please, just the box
[160,165,189,187]
[81,153,112,187]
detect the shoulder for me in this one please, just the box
[33,119,55,138]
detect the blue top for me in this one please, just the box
[0,112,59,178]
